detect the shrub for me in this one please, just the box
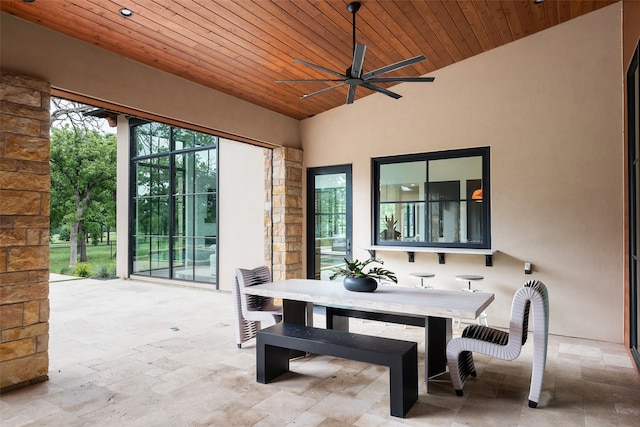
[58,224,71,241]
[74,263,92,278]
[92,263,116,280]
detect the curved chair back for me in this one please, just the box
[233,266,282,348]
[236,266,272,318]
[504,279,549,360]
[447,280,549,408]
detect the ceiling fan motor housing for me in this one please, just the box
[347,2,361,14]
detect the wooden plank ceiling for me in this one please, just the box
[2,0,618,120]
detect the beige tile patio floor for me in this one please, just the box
[1,276,639,426]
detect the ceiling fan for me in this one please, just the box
[277,1,435,104]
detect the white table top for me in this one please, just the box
[244,279,494,320]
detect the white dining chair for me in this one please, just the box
[233,266,282,348]
[446,280,549,408]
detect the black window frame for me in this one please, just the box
[128,118,219,285]
[627,40,640,372]
[371,147,491,249]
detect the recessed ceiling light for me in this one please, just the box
[534,0,544,4]
[119,8,133,17]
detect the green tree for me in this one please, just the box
[86,181,116,245]
[50,125,116,266]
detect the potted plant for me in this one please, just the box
[381,214,401,241]
[329,258,397,292]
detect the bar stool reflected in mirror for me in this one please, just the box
[454,275,488,327]
[409,272,435,289]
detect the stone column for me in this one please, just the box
[270,147,303,281]
[0,72,50,392]
[264,148,273,268]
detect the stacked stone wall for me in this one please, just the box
[0,71,50,392]
[271,147,303,281]
[264,149,273,268]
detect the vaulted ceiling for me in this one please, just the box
[2,0,618,120]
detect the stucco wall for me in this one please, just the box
[301,4,624,342]
[218,139,267,292]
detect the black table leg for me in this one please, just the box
[282,300,308,324]
[281,299,311,358]
[325,307,350,331]
[425,316,452,391]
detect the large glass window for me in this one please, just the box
[373,147,490,248]
[130,120,218,284]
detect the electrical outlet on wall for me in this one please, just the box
[524,262,532,274]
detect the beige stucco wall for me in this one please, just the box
[218,139,267,292]
[115,115,130,279]
[0,12,300,149]
[301,4,624,342]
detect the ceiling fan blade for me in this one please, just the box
[361,82,402,99]
[276,79,346,83]
[367,76,435,83]
[293,58,346,78]
[301,82,347,99]
[350,44,366,78]
[346,84,358,104]
[362,55,427,80]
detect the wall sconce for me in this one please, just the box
[472,189,483,201]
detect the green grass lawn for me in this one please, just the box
[50,234,116,276]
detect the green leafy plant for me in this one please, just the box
[91,263,116,280]
[329,258,397,283]
[74,262,92,278]
[381,214,401,240]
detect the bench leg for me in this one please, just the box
[257,342,290,383]
[389,346,418,418]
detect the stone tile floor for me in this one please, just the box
[1,276,639,426]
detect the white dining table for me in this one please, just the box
[243,279,494,386]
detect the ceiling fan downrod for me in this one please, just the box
[347,2,361,55]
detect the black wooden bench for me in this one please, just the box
[325,306,451,388]
[256,322,418,418]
